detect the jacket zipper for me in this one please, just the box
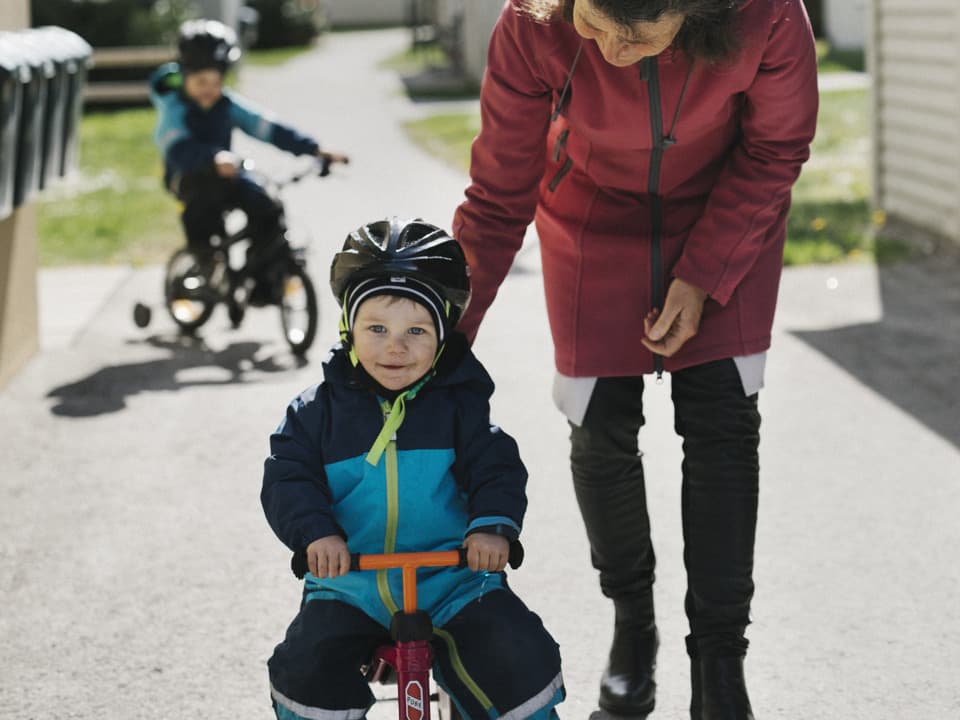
[376,401,401,615]
[643,56,670,381]
[548,127,573,191]
[546,43,583,193]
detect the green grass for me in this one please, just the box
[379,42,449,72]
[816,40,866,74]
[246,45,314,67]
[36,108,181,267]
[404,113,480,171]
[785,88,909,265]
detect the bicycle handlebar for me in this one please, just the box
[238,155,338,190]
[291,542,523,581]
[349,548,468,573]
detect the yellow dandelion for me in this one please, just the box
[811,217,828,231]
[872,209,887,228]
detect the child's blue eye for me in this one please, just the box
[368,325,386,334]
[408,327,425,336]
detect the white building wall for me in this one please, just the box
[194,0,243,30]
[871,0,960,244]
[461,0,504,85]
[825,0,867,50]
[325,0,411,27]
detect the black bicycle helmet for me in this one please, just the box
[177,19,241,74]
[331,218,471,337]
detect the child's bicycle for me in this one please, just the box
[291,545,523,720]
[132,156,336,356]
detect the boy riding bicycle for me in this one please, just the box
[262,218,565,719]
[149,19,347,305]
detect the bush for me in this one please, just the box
[30,0,193,47]
[244,0,322,49]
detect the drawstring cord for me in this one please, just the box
[552,41,583,121]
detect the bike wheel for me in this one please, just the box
[279,264,318,355]
[164,249,219,333]
[132,302,152,329]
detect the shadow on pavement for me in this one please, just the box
[792,256,960,449]
[46,335,306,417]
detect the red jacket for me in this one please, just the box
[453,0,818,376]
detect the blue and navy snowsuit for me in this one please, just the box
[262,340,565,720]
[148,62,319,254]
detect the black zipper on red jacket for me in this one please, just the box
[643,56,669,380]
[641,55,692,381]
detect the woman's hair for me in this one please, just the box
[518,0,742,63]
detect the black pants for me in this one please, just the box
[268,591,564,719]
[569,359,760,658]
[176,172,284,255]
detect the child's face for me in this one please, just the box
[352,295,438,391]
[183,69,224,109]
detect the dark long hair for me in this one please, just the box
[519,0,742,63]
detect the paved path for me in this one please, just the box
[2,29,959,720]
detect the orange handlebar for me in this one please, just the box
[351,549,467,614]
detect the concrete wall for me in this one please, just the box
[194,0,243,29]
[461,0,503,85]
[870,0,960,246]
[0,0,38,389]
[325,0,411,27]
[825,0,867,50]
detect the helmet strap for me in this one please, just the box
[339,298,359,366]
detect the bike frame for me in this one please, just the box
[197,158,326,307]
[352,550,464,720]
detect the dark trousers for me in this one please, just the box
[268,590,564,719]
[176,172,284,255]
[569,359,760,658]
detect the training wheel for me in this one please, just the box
[133,302,152,328]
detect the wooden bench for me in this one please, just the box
[84,46,175,104]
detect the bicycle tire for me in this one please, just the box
[279,263,318,355]
[164,249,218,333]
[132,302,152,329]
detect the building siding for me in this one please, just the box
[872,0,960,243]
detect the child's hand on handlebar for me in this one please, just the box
[316,148,350,165]
[463,533,510,573]
[214,150,242,179]
[306,535,351,578]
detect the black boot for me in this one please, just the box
[597,601,658,718]
[695,656,754,720]
[690,656,702,719]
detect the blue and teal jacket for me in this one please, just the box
[148,63,320,188]
[261,337,528,629]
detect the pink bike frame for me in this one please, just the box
[353,550,464,720]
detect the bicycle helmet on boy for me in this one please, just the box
[330,217,471,345]
[177,19,241,74]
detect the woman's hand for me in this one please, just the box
[306,535,351,578]
[464,533,509,572]
[641,277,709,358]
